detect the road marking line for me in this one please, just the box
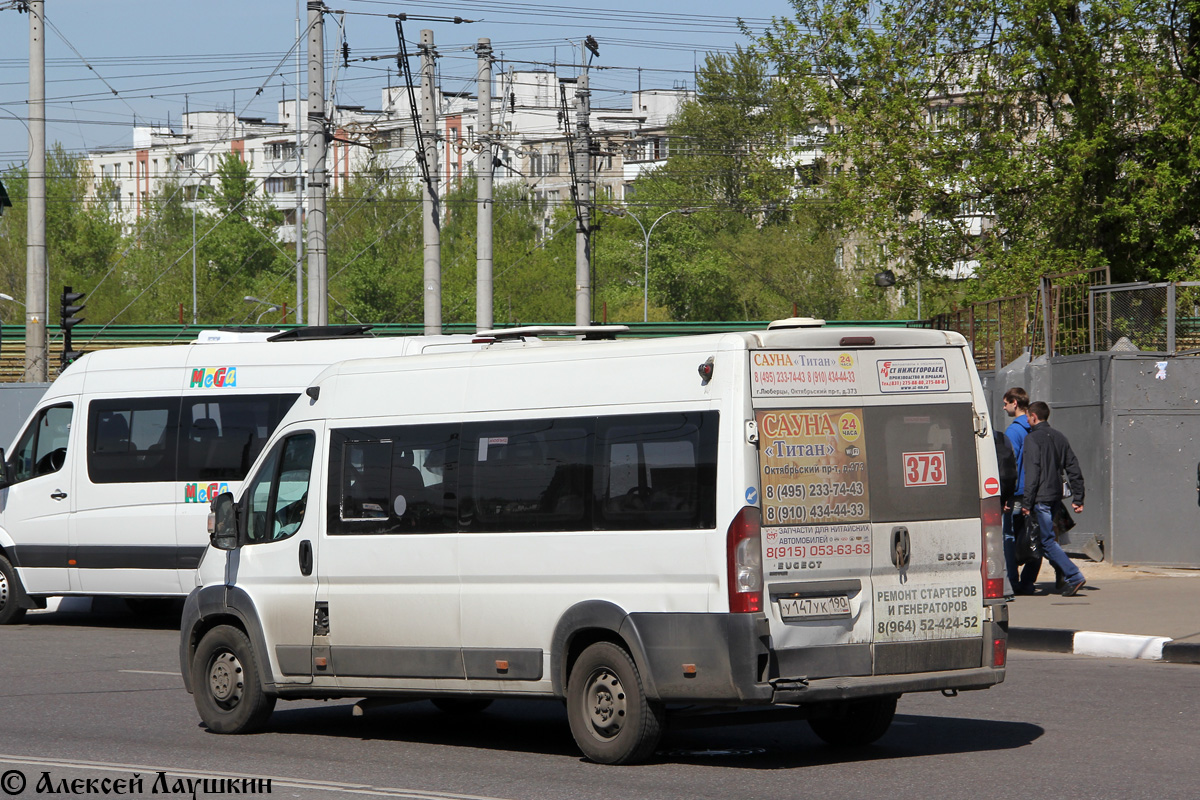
[0,754,514,800]
[118,669,180,676]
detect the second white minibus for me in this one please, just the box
[0,327,480,623]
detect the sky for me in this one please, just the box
[0,0,794,165]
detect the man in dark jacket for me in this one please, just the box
[1021,401,1087,596]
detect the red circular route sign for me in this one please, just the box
[983,477,1000,495]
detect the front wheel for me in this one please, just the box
[192,625,276,733]
[808,696,897,747]
[0,555,28,625]
[566,641,663,765]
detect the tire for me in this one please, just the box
[566,641,664,765]
[192,625,276,734]
[0,555,28,625]
[808,696,898,747]
[431,697,494,715]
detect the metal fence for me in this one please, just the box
[1091,281,1200,354]
[930,294,1035,371]
[930,267,1110,369]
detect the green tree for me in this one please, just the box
[0,145,122,321]
[753,0,1200,305]
[606,46,846,322]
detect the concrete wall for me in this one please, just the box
[0,383,50,451]
[989,352,1200,567]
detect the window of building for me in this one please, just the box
[265,176,298,195]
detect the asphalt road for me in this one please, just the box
[0,601,1197,800]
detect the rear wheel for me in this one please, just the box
[192,625,276,733]
[566,641,663,765]
[808,696,897,747]
[431,697,494,715]
[0,555,28,625]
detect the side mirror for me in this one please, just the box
[208,491,240,551]
[0,447,9,489]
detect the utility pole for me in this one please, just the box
[25,0,47,381]
[294,5,304,324]
[476,38,493,331]
[574,41,592,328]
[306,0,328,326]
[420,29,441,334]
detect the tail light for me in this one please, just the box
[981,497,1005,599]
[726,506,763,613]
[993,638,1007,667]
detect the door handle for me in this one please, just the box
[50,490,68,501]
[298,540,313,576]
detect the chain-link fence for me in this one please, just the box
[1091,281,1200,353]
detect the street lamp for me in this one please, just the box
[602,206,705,322]
[185,170,215,325]
[0,292,20,327]
[244,295,281,325]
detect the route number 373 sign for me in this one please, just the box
[903,451,946,487]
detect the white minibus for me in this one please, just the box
[0,327,480,623]
[180,322,1008,764]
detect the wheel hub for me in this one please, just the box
[0,572,9,609]
[585,669,627,739]
[208,652,244,706]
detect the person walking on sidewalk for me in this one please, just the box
[1022,401,1087,597]
[1000,388,1039,593]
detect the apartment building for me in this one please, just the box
[85,72,691,234]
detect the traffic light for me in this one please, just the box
[60,285,85,368]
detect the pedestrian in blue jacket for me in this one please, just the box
[1000,388,1037,592]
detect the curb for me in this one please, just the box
[1010,627,1200,664]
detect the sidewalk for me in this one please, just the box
[1006,559,1200,663]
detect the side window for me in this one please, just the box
[245,432,315,544]
[595,411,718,530]
[87,397,180,484]
[460,418,593,532]
[179,394,297,481]
[327,424,459,535]
[864,403,979,522]
[9,404,74,484]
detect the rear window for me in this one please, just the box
[863,403,979,522]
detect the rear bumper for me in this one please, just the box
[625,611,1006,706]
[770,666,1003,704]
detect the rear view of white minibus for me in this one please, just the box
[743,326,1006,744]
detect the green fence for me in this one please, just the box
[0,319,926,382]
